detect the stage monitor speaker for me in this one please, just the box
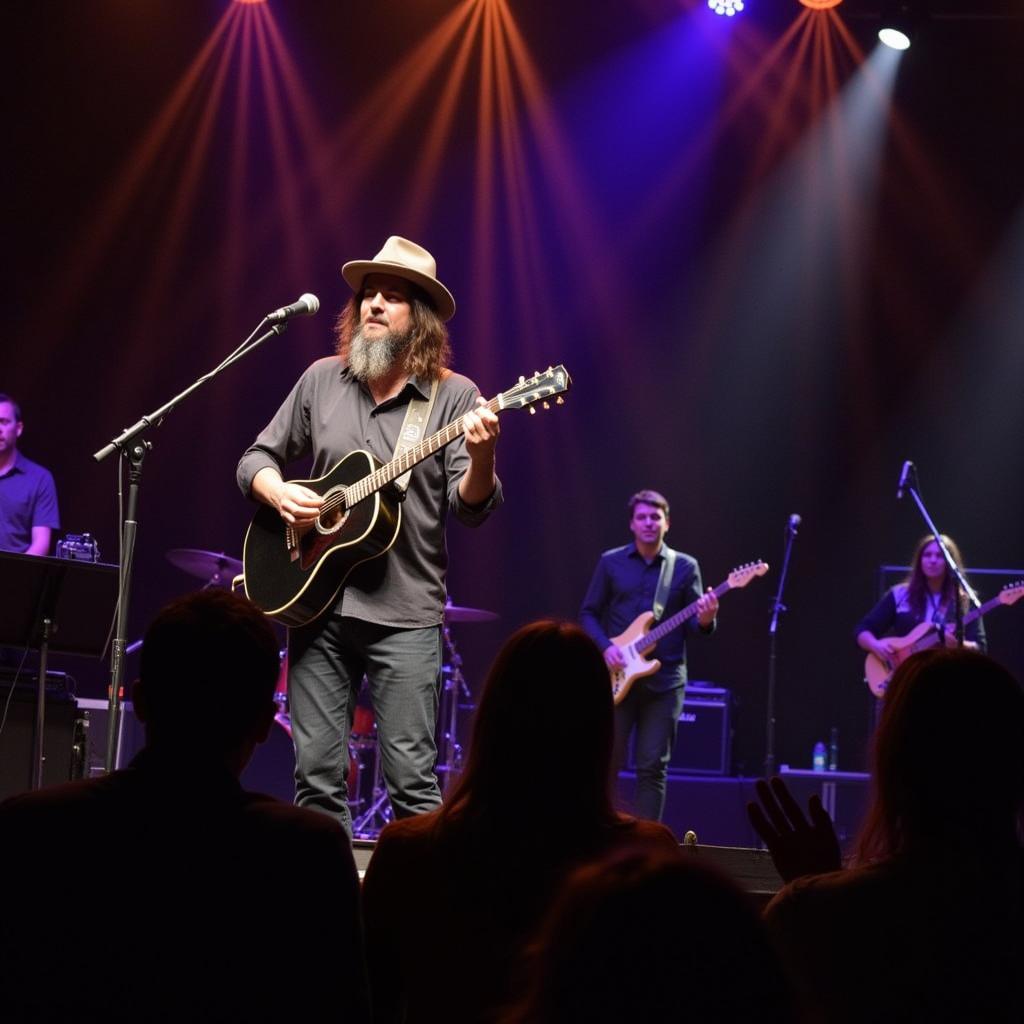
[0,682,80,800]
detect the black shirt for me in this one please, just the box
[237,358,502,628]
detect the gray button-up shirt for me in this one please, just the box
[237,357,502,629]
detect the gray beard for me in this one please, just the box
[348,325,412,382]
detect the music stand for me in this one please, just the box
[0,552,119,789]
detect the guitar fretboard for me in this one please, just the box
[637,578,734,654]
[319,396,502,517]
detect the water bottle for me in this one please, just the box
[828,727,839,772]
[812,740,826,773]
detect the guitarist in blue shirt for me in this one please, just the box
[580,489,717,823]
[237,237,501,838]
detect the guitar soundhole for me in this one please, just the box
[317,489,349,535]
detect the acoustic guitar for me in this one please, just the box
[864,581,1024,697]
[608,561,769,704]
[242,366,571,627]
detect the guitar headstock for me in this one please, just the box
[998,580,1024,607]
[498,365,572,414]
[727,560,770,589]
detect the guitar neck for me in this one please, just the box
[909,595,997,657]
[964,595,1000,626]
[344,395,501,506]
[638,578,732,653]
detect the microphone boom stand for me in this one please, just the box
[93,318,289,772]
[764,518,799,778]
[901,469,980,649]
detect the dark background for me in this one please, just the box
[4,0,1022,775]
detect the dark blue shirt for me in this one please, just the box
[0,452,59,553]
[579,543,710,691]
[855,584,986,651]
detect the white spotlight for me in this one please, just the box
[708,0,745,16]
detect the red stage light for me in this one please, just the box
[799,0,843,9]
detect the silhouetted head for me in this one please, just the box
[135,590,280,766]
[507,845,797,1023]
[446,620,614,825]
[858,648,1024,861]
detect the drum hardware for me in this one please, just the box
[165,548,244,588]
[443,599,499,624]
[435,598,495,798]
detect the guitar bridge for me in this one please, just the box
[285,525,300,563]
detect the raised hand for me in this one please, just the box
[747,776,842,883]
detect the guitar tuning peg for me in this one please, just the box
[518,375,525,384]
[555,396,564,405]
[528,406,537,415]
[534,370,540,377]
[542,401,550,410]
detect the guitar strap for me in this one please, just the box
[391,376,442,494]
[652,547,676,622]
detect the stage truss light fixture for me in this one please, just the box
[799,0,843,9]
[708,0,745,16]
[879,1,918,50]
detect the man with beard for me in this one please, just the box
[238,237,501,837]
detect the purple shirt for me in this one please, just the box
[0,452,59,553]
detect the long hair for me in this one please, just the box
[902,533,968,619]
[504,846,798,1024]
[333,285,452,381]
[441,620,617,831]
[855,648,1024,864]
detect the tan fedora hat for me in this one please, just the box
[341,236,456,321]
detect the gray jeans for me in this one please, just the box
[288,612,443,837]
[614,682,686,822]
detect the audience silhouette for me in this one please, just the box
[502,844,799,1023]
[0,590,368,1023]
[749,648,1024,1023]
[361,620,680,1023]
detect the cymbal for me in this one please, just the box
[166,548,243,583]
[444,602,498,623]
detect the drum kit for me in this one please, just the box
[166,547,497,839]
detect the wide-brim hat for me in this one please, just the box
[341,236,456,321]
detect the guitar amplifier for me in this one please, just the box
[624,685,733,776]
[670,685,732,776]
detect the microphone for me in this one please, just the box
[266,293,320,323]
[896,460,914,500]
[788,513,802,533]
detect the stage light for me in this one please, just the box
[799,0,842,9]
[708,0,744,16]
[879,1,917,50]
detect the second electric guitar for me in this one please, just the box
[608,561,769,704]
[242,366,571,627]
[864,580,1024,697]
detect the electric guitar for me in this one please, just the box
[608,561,769,704]
[864,580,1024,697]
[242,366,571,627]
